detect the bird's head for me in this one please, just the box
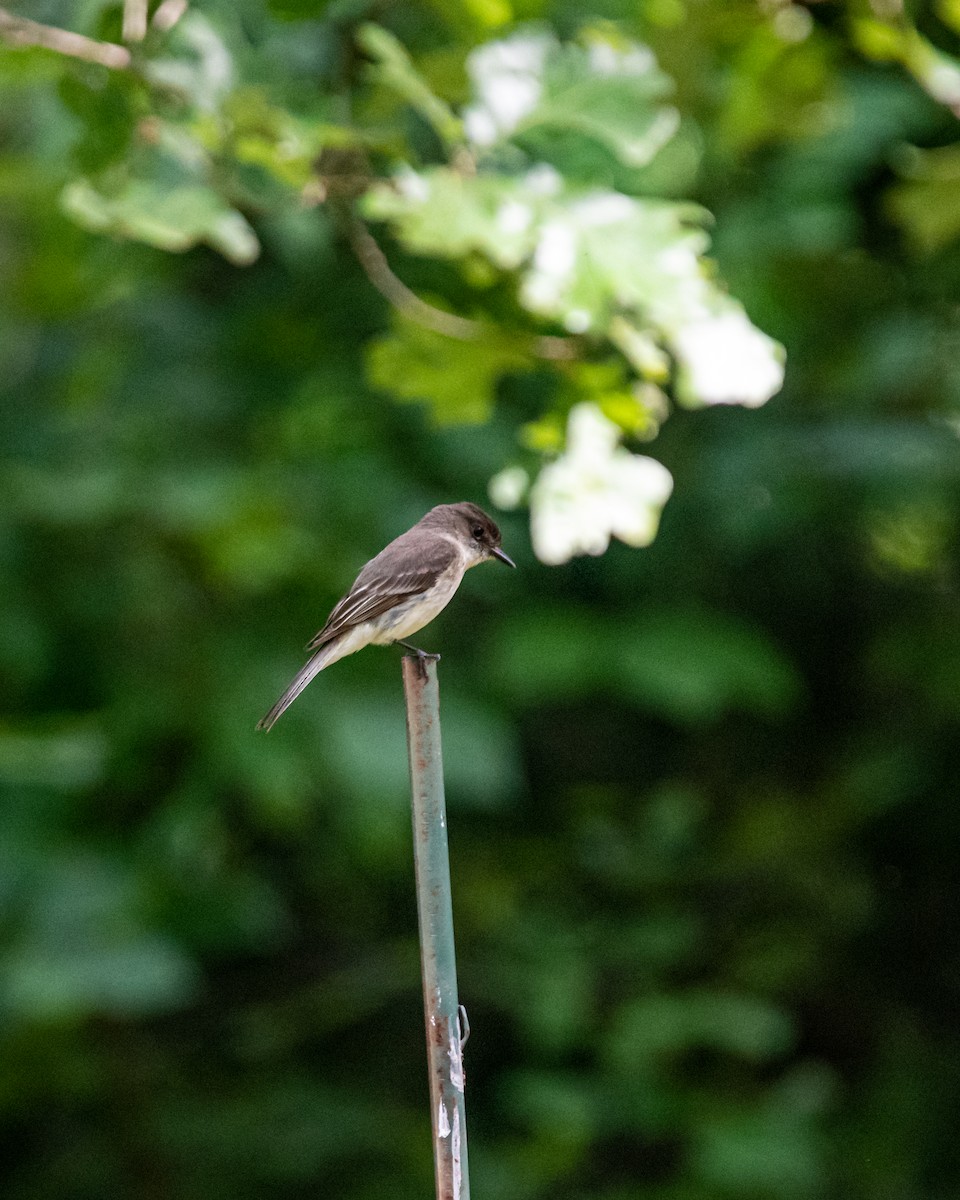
[432,502,516,568]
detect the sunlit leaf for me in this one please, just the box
[366,316,531,423]
[62,177,260,263]
[888,143,960,253]
[358,23,463,148]
[363,166,542,270]
[464,27,679,167]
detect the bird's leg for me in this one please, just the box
[395,640,440,680]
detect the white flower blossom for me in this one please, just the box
[563,308,591,333]
[488,465,529,510]
[463,108,499,146]
[586,41,655,76]
[673,308,785,408]
[522,218,579,310]
[394,168,430,204]
[656,243,701,279]
[531,404,674,565]
[533,221,577,277]
[523,164,562,196]
[496,201,533,236]
[773,5,813,42]
[570,193,636,226]
[924,56,960,107]
[463,33,550,147]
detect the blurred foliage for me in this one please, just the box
[2,1,960,1199]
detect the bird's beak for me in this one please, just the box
[492,546,516,568]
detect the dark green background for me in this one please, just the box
[2,2,959,1197]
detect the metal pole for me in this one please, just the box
[402,655,470,1200]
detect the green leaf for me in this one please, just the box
[852,19,960,113]
[616,609,802,723]
[0,724,108,791]
[607,991,795,1066]
[519,189,712,337]
[851,18,909,63]
[530,39,679,167]
[888,143,960,253]
[464,28,679,167]
[6,937,197,1019]
[364,143,782,412]
[61,177,260,264]
[366,317,531,424]
[142,11,235,111]
[490,605,802,721]
[357,23,463,149]
[694,1087,828,1195]
[226,87,336,190]
[364,165,713,335]
[3,855,198,1019]
[363,167,541,270]
[941,0,960,35]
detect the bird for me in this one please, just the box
[256,501,516,730]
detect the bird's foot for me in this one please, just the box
[396,640,440,680]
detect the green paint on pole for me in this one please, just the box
[402,655,470,1200]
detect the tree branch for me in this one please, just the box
[122,0,148,43]
[152,0,188,34]
[344,216,579,362]
[0,7,130,68]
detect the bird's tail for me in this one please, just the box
[256,640,340,732]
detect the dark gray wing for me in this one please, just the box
[305,529,454,650]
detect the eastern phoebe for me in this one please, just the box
[257,502,515,731]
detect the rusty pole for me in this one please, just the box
[402,655,470,1200]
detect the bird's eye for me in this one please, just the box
[472,524,485,540]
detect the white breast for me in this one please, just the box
[366,559,467,645]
